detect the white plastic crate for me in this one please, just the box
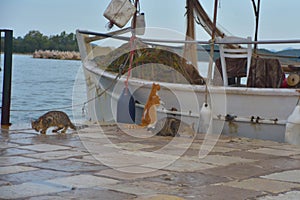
[103,0,136,28]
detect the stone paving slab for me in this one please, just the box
[104,142,154,151]
[1,125,300,199]
[9,138,37,145]
[0,169,73,184]
[104,180,179,196]
[0,142,19,149]
[1,147,37,156]
[0,182,70,199]
[163,159,216,172]
[223,149,278,160]
[92,152,167,168]
[25,159,107,172]
[261,170,300,183]
[254,157,300,171]
[23,150,88,160]
[29,188,136,200]
[46,174,119,189]
[68,155,103,165]
[198,154,256,166]
[201,162,270,180]
[268,144,300,152]
[257,191,300,200]
[18,144,72,152]
[0,156,41,166]
[0,180,11,187]
[97,166,169,180]
[144,171,229,188]
[0,166,38,175]
[291,154,300,159]
[248,147,300,157]
[6,133,36,139]
[184,185,264,200]
[135,194,185,200]
[78,132,118,141]
[179,142,241,153]
[217,178,300,193]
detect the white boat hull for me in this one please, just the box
[82,61,299,142]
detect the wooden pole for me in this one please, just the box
[252,0,261,54]
[207,0,219,85]
[1,30,13,127]
[183,0,198,68]
[131,0,139,35]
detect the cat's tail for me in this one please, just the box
[70,122,77,130]
[70,122,88,130]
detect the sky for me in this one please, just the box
[1,0,300,50]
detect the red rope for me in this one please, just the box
[125,35,136,90]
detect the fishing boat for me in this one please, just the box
[76,0,300,143]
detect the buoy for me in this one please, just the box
[133,13,146,35]
[287,74,300,87]
[199,103,212,133]
[285,105,300,145]
[116,88,136,124]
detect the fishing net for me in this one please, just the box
[93,39,205,85]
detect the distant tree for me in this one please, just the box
[22,30,48,52]
[12,30,78,53]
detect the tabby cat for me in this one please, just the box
[31,111,76,134]
[149,116,195,137]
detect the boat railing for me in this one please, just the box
[77,29,300,64]
[76,29,300,87]
[77,29,300,46]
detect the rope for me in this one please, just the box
[125,36,136,90]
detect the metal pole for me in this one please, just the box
[1,30,13,126]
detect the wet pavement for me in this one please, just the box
[1,124,300,199]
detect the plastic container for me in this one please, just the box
[103,0,136,28]
[132,13,145,35]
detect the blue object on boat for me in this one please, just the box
[117,87,136,124]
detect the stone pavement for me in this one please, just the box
[1,124,300,199]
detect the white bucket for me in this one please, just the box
[104,0,136,28]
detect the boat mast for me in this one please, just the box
[131,0,139,35]
[183,0,198,68]
[207,0,219,84]
[251,0,261,54]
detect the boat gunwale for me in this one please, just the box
[84,61,300,97]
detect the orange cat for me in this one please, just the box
[128,83,161,128]
[140,83,161,127]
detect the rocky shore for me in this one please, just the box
[33,50,80,60]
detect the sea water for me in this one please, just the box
[0,54,87,129]
[0,55,211,129]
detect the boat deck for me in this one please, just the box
[1,124,300,199]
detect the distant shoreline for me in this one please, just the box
[32,50,80,60]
